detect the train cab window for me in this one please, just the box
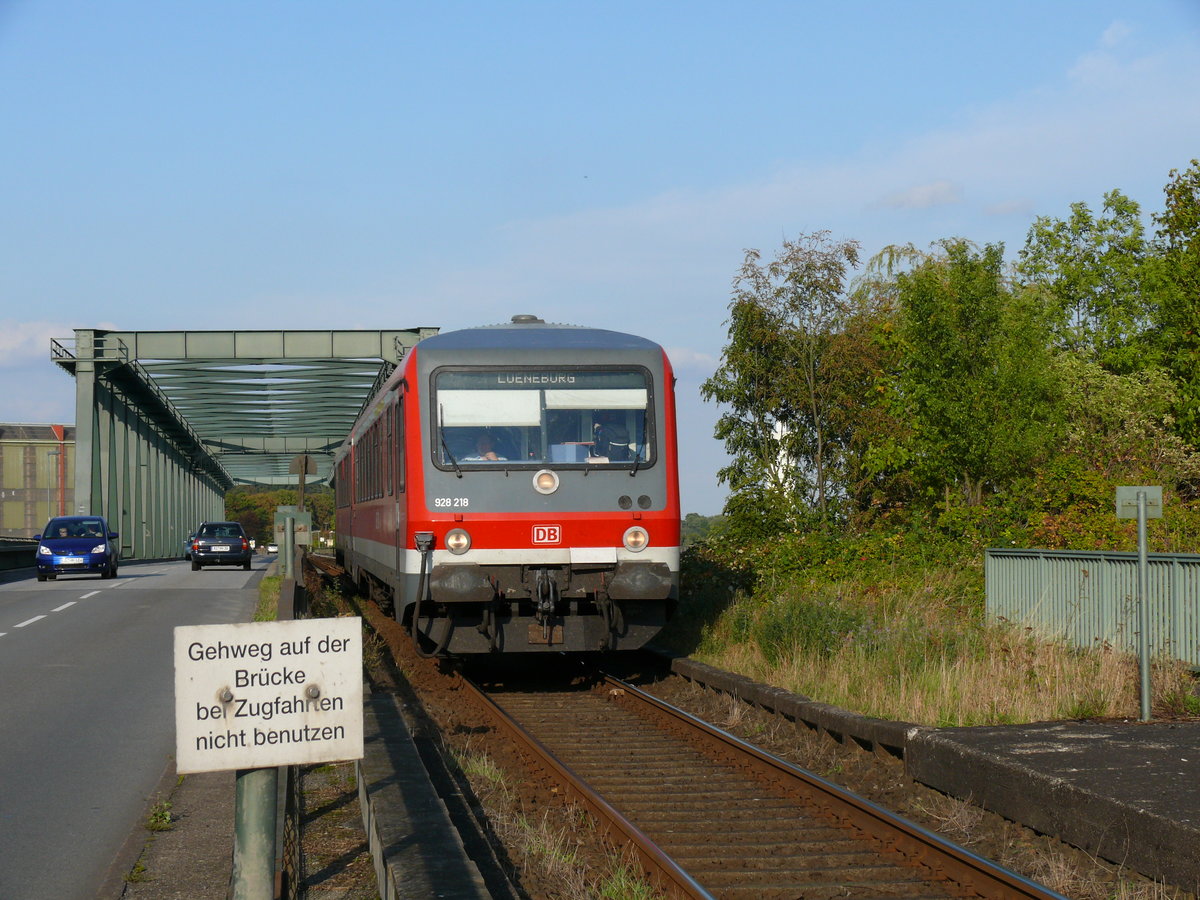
[432,368,654,468]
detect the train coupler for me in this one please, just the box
[533,569,561,644]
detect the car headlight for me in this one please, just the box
[92,543,108,554]
[38,544,52,556]
[445,529,471,555]
[622,526,649,552]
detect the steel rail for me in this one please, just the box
[461,675,716,900]
[602,674,1068,900]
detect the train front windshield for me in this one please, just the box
[434,368,654,467]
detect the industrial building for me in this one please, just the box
[0,423,74,538]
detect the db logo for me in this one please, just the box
[532,525,561,545]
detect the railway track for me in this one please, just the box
[470,674,1066,900]
[303,554,1068,899]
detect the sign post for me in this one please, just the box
[1115,486,1163,722]
[174,618,363,898]
[290,454,317,512]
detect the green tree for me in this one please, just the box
[224,485,334,545]
[896,240,1060,506]
[702,233,860,530]
[1053,354,1200,482]
[1016,190,1153,373]
[1153,159,1200,445]
[819,295,912,518]
[680,512,724,549]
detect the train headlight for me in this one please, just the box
[445,529,472,555]
[622,526,649,552]
[533,469,559,495]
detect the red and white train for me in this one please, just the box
[332,315,680,654]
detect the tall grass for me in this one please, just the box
[666,557,1197,725]
[254,574,281,621]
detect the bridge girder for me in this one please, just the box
[52,326,437,558]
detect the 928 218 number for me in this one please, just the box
[433,497,469,508]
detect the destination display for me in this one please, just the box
[174,618,363,773]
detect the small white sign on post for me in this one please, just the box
[174,618,363,774]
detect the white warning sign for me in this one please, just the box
[174,618,363,774]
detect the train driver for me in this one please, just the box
[592,411,631,460]
[464,432,505,461]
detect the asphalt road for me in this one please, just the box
[0,558,263,900]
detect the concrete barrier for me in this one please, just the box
[0,539,37,572]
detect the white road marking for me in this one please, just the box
[80,591,100,599]
[53,602,77,612]
[15,616,46,628]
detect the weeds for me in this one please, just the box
[451,742,660,899]
[668,553,1197,725]
[145,799,173,832]
[255,574,281,621]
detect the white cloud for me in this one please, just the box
[984,199,1035,217]
[1100,20,1133,49]
[0,320,125,368]
[663,345,719,380]
[875,180,964,210]
[0,321,77,367]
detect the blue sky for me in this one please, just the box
[2,1,1199,515]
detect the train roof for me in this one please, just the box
[414,315,663,354]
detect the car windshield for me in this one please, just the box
[433,368,654,467]
[45,518,106,538]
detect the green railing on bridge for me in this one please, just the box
[985,547,1200,668]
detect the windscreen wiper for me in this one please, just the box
[438,405,462,478]
[630,411,647,476]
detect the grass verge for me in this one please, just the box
[662,551,1199,725]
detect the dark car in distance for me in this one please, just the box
[190,521,252,571]
[35,515,120,581]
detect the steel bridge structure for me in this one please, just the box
[51,327,437,560]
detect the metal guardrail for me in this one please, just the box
[985,548,1200,667]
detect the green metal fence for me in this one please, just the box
[985,548,1200,668]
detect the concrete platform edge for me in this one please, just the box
[358,691,492,900]
[906,729,1200,893]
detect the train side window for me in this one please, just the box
[385,403,393,495]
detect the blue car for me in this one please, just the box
[35,515,120,581]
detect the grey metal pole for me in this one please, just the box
[231,766,278,900]
[1137,491,1151,722]
[284,515,295,580]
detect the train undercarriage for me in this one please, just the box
[356,559,675,655]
